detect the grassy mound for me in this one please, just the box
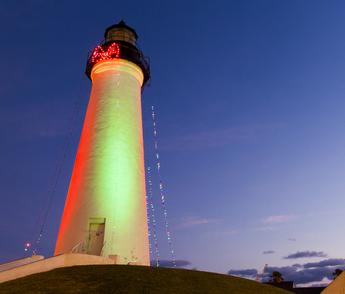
[0,265,292,294]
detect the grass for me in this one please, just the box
[0,265,292,294]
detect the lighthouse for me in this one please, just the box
[54,21,150,265]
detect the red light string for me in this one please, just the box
[151,105,176,267]
[91,43,120,64]
[146,166,160,267]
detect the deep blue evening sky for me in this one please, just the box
[1,0,345,285]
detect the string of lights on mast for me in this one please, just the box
[151,106,176,268]
[146,166,160,267]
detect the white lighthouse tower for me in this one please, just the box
[54,21,150,265]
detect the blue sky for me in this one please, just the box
[1,0,345,285]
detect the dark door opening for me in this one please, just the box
[87,218,105,255]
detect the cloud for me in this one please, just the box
[262,214,296,225]
[155,260,191,268]
[263,250,275,255]
[284,251,327,259]
[303,259,345,269]
[160,124,283,151]
[228,269,258,277]
[175,216,219,229]
[215,229,238,236]
[310,282,329,287]
[229,258,345,285]
[256,226,275,232]
[264,265,334,284]
[202,229,238,238]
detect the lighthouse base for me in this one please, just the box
[0,253,121,283]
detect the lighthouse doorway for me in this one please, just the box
[87,218,105,255]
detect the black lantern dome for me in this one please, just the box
[104,20,138,45]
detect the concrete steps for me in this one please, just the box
[0,253,116,283]
[0,255,44,272]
